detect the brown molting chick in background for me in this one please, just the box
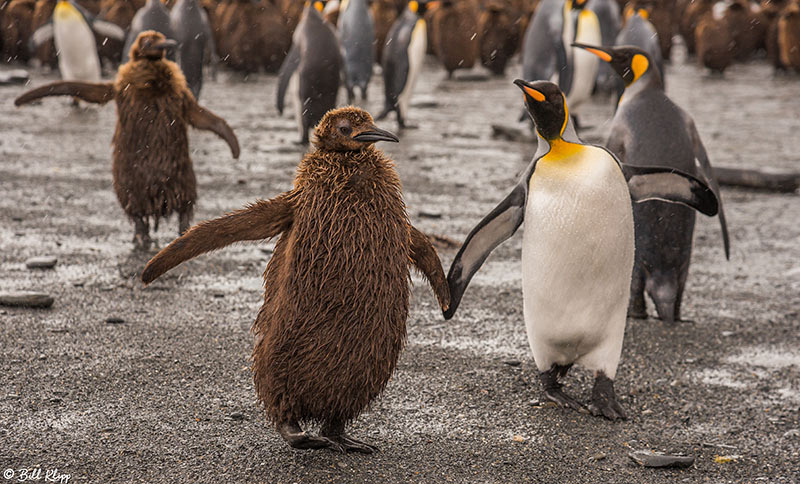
[14,30,240,250]
[140,106,450,453]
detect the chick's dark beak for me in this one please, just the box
[352,125,399,143]
[153,39,177,52]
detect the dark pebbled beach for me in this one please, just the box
[1,47,799,483]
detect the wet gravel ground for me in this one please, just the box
[1,45,799,483]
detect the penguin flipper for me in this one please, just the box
[30,22,54,50]
[686,116,730,260]
[92,19,126,41]
[15,81,115,106]
[141,196,295,284]
[409,225,450,313]
[186,97,241,159]
[276,44,301,115]
[444,182,528,320]
[622,164,720,217]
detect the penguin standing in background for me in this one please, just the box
[170,0,216,99]
[339,0,375,102]
[477,0,520,76]
[277,1,342,145]
[575,43,729,324]
[695,2,735,74]
[559,0,602,122]
[777,0,800,71]
[430,0,479,79]
[444,79,720,419]
[30,0,125,83]
[587,0,620,94]
[378,0,428,129]
[520,0,564,92]
[616,5,663,85]
[124,0,174,62]
[15,31,240,249]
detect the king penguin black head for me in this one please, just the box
[513,80,568,141]
[572,43,651,87]
[409,0,429,15]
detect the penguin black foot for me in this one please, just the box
[588,372,627,421]
[277,421,345,452]
[540,364,585,412]
[321,421,379,454]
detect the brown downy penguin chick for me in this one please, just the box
[762,0,789,68]
[217,0,290,73]
[1,0,36,63]
[695,4,735,73]
[372,0,401,63]
[680,0,715,55]
[431,0,479,78]
[725,0,767,61]
[478,0,520,75]
[97,0,141,64]
[140,107,451,453]
[31,0,58,68]
[778,0,800,70]
[14,31,240,250]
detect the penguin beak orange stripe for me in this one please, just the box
[313,1,324,12]
[523,86,545,102]
[572,43,612,62]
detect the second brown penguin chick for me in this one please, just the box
[15,31,240,250]
[140,106,450,453]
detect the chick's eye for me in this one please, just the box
[339,125,352,136]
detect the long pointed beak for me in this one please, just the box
[513,79,545,102]
[572,43,612,62]
[353,125,399,143]
[154,39,178,51]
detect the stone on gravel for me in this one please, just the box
[105,317,125,324]
[628,451,695,468]
[25,256,57,269]
[0,292,54,308]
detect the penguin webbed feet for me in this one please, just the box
[588,372,627,421]
[321,421,379,454]
[540,364,586,413]
[278,421,345,452]
[278,420,379,454]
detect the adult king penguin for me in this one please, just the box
[338,0,375,103]
[377,0,428,129]
[30,0,125,83]
[574,43,730,324]
[444,79,721,419]
[559,0,602,122]
[170,0,216,99]
[277,0,342,145]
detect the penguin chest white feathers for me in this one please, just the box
[53,4,101,82]
[521,142,634,379]
[397,19,427,118]
[566,10,601,111]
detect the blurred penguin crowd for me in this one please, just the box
[2,0,799,78]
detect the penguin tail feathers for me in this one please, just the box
[141,196,294,285]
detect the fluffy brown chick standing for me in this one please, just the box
[140,106,450,453]
[15,30,240,250]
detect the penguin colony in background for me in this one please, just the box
[12,0,800,454]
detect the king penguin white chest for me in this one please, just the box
[521,142,634,372]
[53,4,101,82]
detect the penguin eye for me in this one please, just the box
[339,125,352,136]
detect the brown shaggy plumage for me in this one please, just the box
[14,31,239,248]
[216,0,291,73]
[140,107,450,451]
[431,0,479,77]
[778,0,800,70]
[695,11,735,73]
[478,0,520,75]
[1,0,36,63]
